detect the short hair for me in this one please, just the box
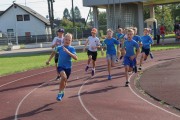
[127,29,134,35]
[118,28,123,31]
[144,28,149,31]
[133,27,137,31]
[65,33,72,40]
[107,29,113,33]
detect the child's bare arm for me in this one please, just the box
[46,51,56,65]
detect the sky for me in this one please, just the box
[0,0,91,19]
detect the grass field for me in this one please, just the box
[0,44,180,76]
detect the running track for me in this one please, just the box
[0,49,180,120]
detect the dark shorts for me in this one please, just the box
[54,53,59,63]
[123,56,136,68]
[57,67,71,79]
[87,50,97,61]
[141,47,150,56]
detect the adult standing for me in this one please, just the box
[160,24,165,45]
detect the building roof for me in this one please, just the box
[0,3,50,26]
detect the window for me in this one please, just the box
[17,15,23,21]
[7,29,14,37]
[24,14,30,21]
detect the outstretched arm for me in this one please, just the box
[46,51,56,65]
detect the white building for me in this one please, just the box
[0,3,51,38]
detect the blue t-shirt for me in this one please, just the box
[141,35,153,49]
[133,35,141,43]
[123,40,139,57]
[104,38,120,55]
[117,33,124,39]
[56,45,76,69]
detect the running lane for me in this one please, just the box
[0,49,180,120]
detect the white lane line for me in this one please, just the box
[14,78,54,120]
[14,68,84,120]
[0,60,93,88]
[129,63,180,118]
[0,69,54,88]
[78,65,123,120]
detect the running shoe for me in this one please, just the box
[125,81,129,87]
[138,66,142,71]
[91,69,95,76]
[150,52,154,59]
[108,75,112,80]
[55,76,60,81]
[120,56,123,60]
[133,66,137,73]
[85,66,89,72]
[56,92,64,101]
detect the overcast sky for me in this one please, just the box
[0,0,91,19]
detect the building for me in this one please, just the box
[83,0,180,36]
[0,3,51,44]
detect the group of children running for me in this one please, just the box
[46,27,154,101]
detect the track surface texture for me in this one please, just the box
[0,49,180,120]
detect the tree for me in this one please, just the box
[63,8,71,20]
[74,6,82,19]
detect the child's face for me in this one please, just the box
[91,32,96,37]
[127,32,133,40]
[144,30,148,35]
[107,31,113,38]
[57,32,64,37]
[64,36,72,46]
[133,29,137,35]
[118,29,122,33]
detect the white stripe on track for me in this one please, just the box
[78,65,123,120]
[129,62,180,118]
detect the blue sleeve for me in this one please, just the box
[134,41,139,49]
[138,36,142,42]
[149,36,153,44]
[70,47,76,55]
[114,38,120,45]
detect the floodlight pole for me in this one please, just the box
[47,0,55,40]
[71,0,75,39]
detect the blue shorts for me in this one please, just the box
[123,56,136,68]
[141,47,150,56]
[57,67,71,79]
[106,54,116,62]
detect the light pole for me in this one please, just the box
[71,0,75,39]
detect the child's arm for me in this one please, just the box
[46,51,56,65]
[63,46,78,60]
[83,39,89,52]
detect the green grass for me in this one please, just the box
[0,44,180,76]
[165,34,175,38]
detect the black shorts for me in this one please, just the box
[54,53,59,63]
[141,47,150,56]
[57,67,71,79]
[87,50,97,61]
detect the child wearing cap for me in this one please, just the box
[46,33,77,101]
[103,29,120,80]
[51,28,64,80]
[83,28,101,76]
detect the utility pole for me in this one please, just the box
[47,0,55,40]
[71,0,75,39]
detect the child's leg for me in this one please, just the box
[92,60,96,69]
[59,71,67,92]
[87,55,92,65]
[139,53,145,66]
[111,55,116,67]
[107,59,111,75]
[125,66,129,82]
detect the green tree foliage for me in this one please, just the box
[74,6,82,19]
[98,11,107,35]
[63,8,71,20]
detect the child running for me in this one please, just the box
[51,28,64,80]
[83,28,101,76]
[138,28,153,71]
[122,29,140,87]
[116,28,125,60]
[103,29,120,80]
[46,33,77,101]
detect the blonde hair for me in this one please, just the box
[144,28,149,32]
[107,28,114,33]
[127,29,134,35]
[65,33,72,40]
